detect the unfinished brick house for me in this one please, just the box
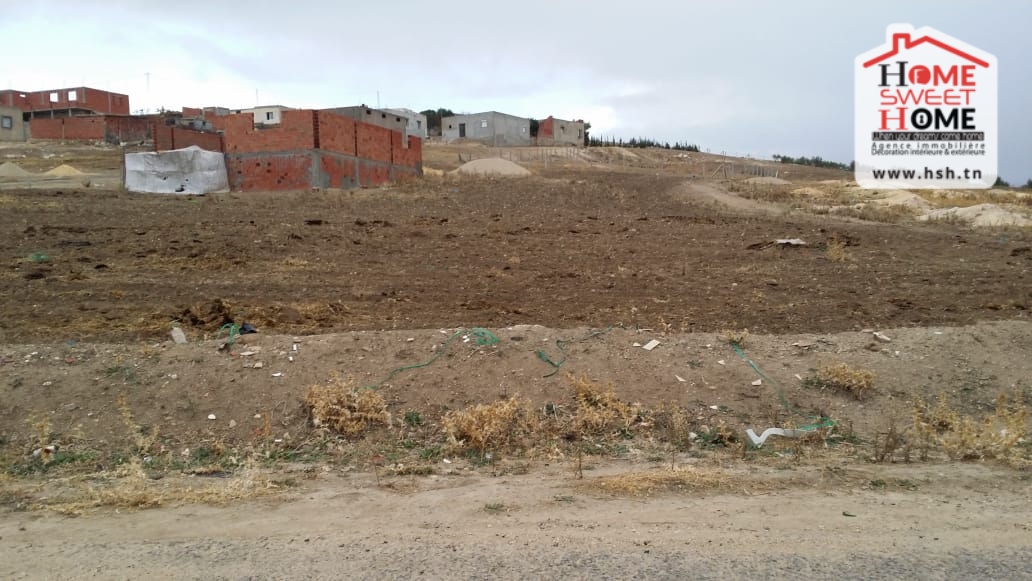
[0,86,151,143]
[537,116,586,146]
[153,108,422,191]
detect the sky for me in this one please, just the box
[2,0,1030,183]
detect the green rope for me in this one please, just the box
[216,323,241,347]
[360,327,500,390]
[537,326,615,378]
[729,341,836,432]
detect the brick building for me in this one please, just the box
[1,86,150,143]
[537,116,585,146]
[0,86,130,118]
[153,108,422,191]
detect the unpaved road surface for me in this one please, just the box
[3,463,1031,580]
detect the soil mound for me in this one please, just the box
[871,190,932,210]
[44,164,85,177]
[0,161,30,177]
[746,176,790,185]
[919,203,1032,227]
[453,158,531,177]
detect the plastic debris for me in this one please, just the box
[717,360,726,366]
[207,414,217,421]
[751,379,762,386]
[642,339,661,351]
[745,427,804,446]
[272,372,284,377]
[873,331,892,342]
[170,327,188,344]
[675,375,687,383]
[239,322,258,334]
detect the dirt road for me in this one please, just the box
[3,462,1030,580]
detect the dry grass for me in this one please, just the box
[913,393,1028,462]
[825,239,852,262]
[305,377,392,437]
[587,466,733,497]
[806,363,875,400]
[34,458,278,516]
[722,328,750,347]
[442,396,539,453]
[570,374,644,436]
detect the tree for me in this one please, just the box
[994,176,1010,188]
[1024,178,1032,189]
[582,122,591,146]
[419,108,455,136]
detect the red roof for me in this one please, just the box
[863,32,990,69]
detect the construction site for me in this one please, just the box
[1,101,1031,580]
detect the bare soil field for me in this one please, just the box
[1,142,1030,579]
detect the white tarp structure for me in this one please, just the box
[124,146,229,195]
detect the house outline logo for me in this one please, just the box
[854,24,998,190]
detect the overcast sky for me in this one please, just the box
[2,1,1029,182]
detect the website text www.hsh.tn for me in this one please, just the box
[871,167,983,181]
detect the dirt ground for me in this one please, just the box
[1,142,1031,579]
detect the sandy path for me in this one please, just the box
[3,462,1030,580]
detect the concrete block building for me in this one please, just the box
[441,111,531,147]
[327,106,410,141]
[538,116,585,146]
[0,106,27,142]
[384,108,428,139]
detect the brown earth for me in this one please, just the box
[1,143,1030,578]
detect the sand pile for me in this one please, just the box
[453,158,531,177]
[422,167,445,177]
[0,162,30,177]
[44,164,85,176]
[746,176,790,185]
[919,203,1032,227]
[871,190,933,210]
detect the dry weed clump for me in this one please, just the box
[825,239,852,262]
[39,458,277,516]
[571,374,644,437]
[913,393,1028,462]
[306,379,391,437]
[722,328,750,347]
[442,396,539,453]
[806,363,875,400]
[588,467,732,497]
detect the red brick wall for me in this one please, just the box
[208,109,421,191]
[214,110,316,153]
[356,122,392,164]
[392,133,422,169]
[18,87,130,115]
[358,161,391,187]
[154,123,174,151]
[104,116,151,143]
[539,117,555,138]
[182,107,203,117]
[225,153,313,191]
[318,153,359,189]
[0,90,30,110]
[154,125,223,152]
[317,111,357,155]
[29,117,106,140]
